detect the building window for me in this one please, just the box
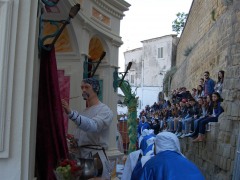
[138,100,141,109]
[158,47,163,58]
[130,75,134,84]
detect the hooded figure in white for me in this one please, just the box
[155,131,183,156]
[137,132,205,180]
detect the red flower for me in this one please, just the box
[56,158,82,175]
[70,166,79,173]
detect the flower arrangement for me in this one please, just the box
[54,159,82,180]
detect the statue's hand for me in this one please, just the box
[61,99,71,114]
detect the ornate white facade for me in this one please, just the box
[0,0,130,179]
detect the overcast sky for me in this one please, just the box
[119,0,193,71]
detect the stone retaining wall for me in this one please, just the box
[171,0,240,179]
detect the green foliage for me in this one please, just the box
[119,79,138,153]
[172,12,188,35]
[211,9,216,21]
[163,66,177,97]
[184,46,194,57]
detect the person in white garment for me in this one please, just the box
[61,78,113,178]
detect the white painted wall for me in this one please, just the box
[117,86,162,116]
[123,48,143,87]
[142,35,174,86]
[121,35,178,116]
[135,86,162,115]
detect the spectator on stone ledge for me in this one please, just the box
[180,98,200,138]
[174,99,188,137]
[199,78,205,88]
[176,87,190,101]
[191,88,198,101]
[151,119,160,135]
[203,71,215,96]
[178,99,194,138]
[188,94,213,138]
[193,92,224,142]
[196,84,204,99]
[214,70,224,95]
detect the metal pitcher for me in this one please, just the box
[78,153,97,180]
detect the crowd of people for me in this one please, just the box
[137,70,225,143]
[120,70,225,179]
[59,71,225,180]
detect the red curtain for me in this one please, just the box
[57,70,70,131]
[36,47,69,180]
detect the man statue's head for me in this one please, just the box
[81,78,100,100]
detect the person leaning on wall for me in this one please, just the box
[214,70,224,95]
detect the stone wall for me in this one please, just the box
[171,0,240,179]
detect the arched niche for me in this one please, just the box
[42,22,73,53]
[88,36,105,61]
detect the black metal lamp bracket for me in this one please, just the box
[38,1,80,51]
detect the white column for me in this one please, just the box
[0,0,39,179]
[99,41,123,178]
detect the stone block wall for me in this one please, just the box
[171,0,240,179]
[173,0,231,89]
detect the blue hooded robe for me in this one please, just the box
[134,132,205,180]
[136,150,205,180]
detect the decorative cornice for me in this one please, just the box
[93,0,128,19]
[80,17,123,46]
[105,0,130,11]
[110,37,122,47]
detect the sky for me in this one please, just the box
[119,0,193,71]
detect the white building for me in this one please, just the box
[124,35,178,115]
[117,92,128,115]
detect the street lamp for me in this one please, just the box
[119,62,132,87]
[38,3,81,51]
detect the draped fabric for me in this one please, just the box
[36,47,69,180]
[57,70,70,131]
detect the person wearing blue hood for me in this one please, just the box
[137,132,205,180]
[122,129,156,180]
